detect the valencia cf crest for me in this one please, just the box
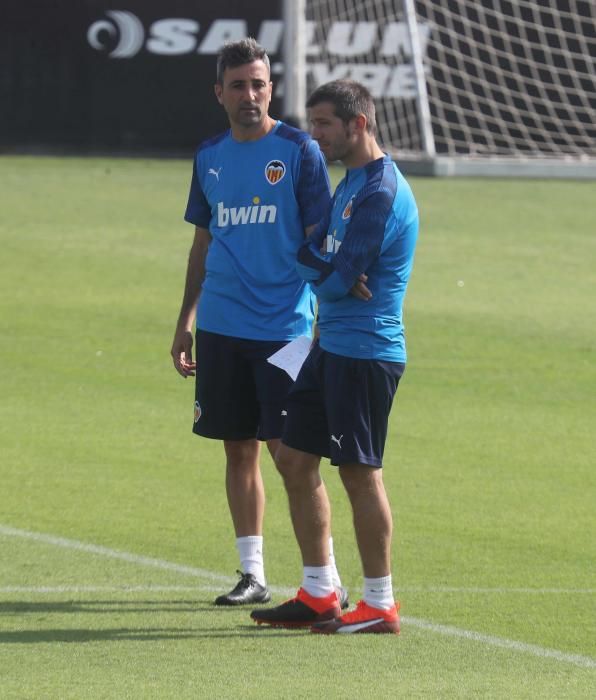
[194,400,202,423]
[342,196,355,220]
[265,160,286,185]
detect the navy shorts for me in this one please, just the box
[193,330,294,441]
[282,343,404,467]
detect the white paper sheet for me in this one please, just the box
[267,335,312,381]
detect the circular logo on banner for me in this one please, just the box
[87,11,145,58]
[265,160,286,185]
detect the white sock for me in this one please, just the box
[363,575,395,610]
[302,565,334,598]
[328,536,342,590]
[236,536,266,587]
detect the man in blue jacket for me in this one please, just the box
[252,79,419,633]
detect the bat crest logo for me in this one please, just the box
[265,160,286,185]
[342,196,355,220]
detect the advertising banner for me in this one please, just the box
[1,1,283,154]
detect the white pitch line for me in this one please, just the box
[4,585,593,595]
[399,587,596,594]
[403,616,596,670]
[2,525,591,597]
[0,524,229,583]
[0,524,293,596]
[1,523,595,670]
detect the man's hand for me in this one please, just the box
[171,328,196,378]
[350,273,372,301]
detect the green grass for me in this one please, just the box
[0,156,595,698]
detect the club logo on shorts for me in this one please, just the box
[265,160,286,185]
[194,401,202,423]
[342,196,355,220]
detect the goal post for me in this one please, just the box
[283,0,596,178]
[403,0,435,159]
[282,0,307,128]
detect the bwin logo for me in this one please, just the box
[87,11,145,58]
[217,199,277,227]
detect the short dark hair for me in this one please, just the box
[306,80,377,135]
[216,38,270,85]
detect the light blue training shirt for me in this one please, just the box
[184,121,331,341]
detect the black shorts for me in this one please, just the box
[282,343,404,467]
[193,330,294,441]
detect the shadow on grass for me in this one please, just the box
[0,599,310,642]
[0,600,218,614]
[0,626,309,643]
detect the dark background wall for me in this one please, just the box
[1,1,283,156]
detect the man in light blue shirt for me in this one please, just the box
[171,39,342,607]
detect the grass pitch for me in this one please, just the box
[0,156,595,698]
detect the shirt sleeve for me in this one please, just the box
[295,139,332,229]
[296,201,334,282]
[300,188,393,301]
[184,153,211,228]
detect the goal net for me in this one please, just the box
[297,0,596,176]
